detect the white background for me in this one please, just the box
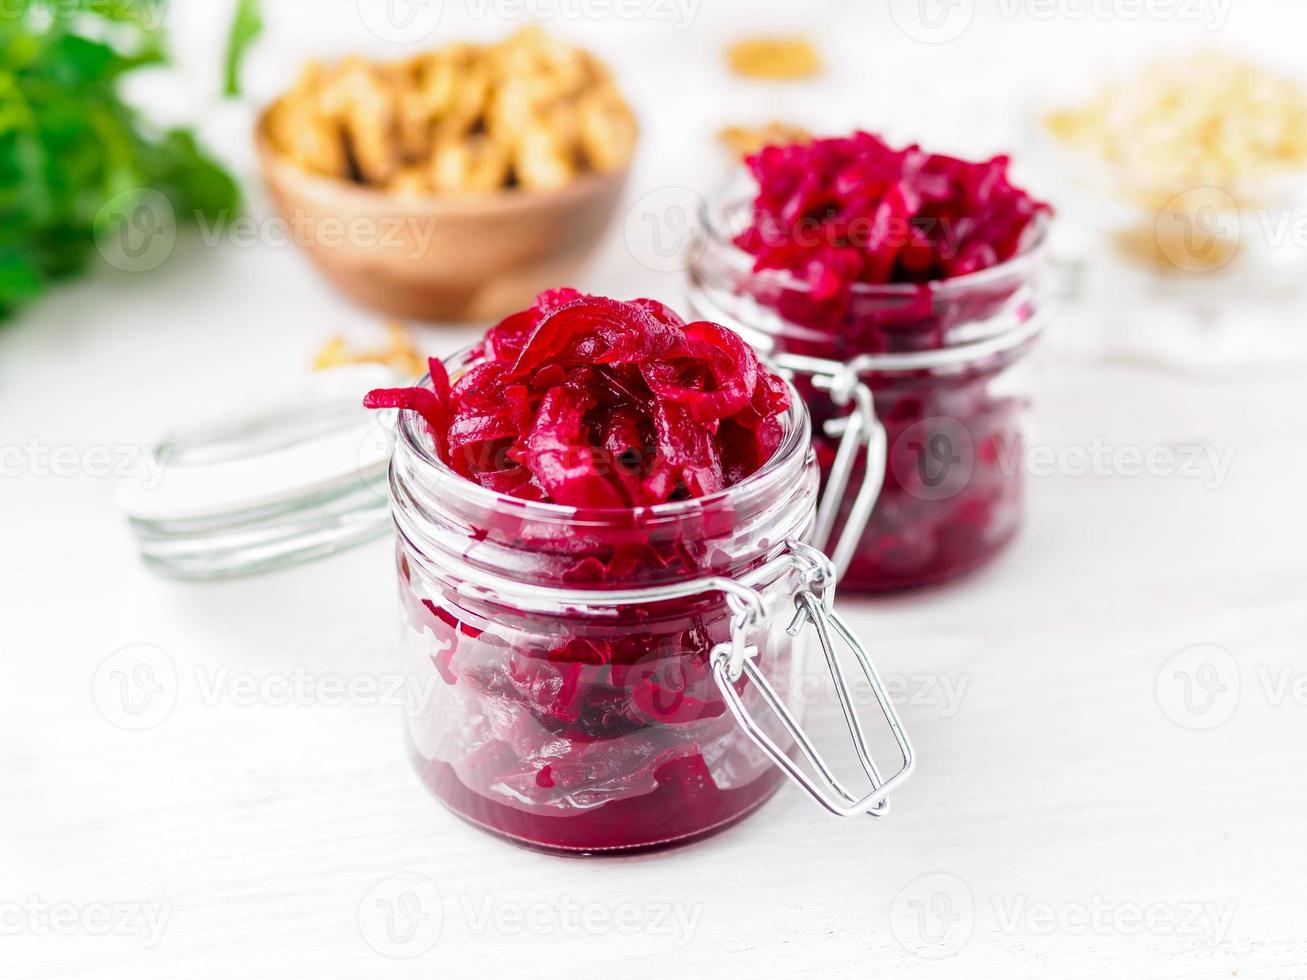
[4,1,1307,977]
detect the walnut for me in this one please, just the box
[430,132,511,193]
[268,28,637,194]
[577,91,637,173]
[319,57,401,184]
[512,113,577,191]
[726,37,822,80]
[265,62,348,177]
[717,121,812,159]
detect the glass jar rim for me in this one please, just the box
[394,342,813,530]
[699,169,1052,301]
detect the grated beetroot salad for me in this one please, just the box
[365,288,790,510]
[736,131,1050,300]
[370,292,811,853]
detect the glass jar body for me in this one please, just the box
[398,549,810,853]
[688,182,1048,592]
[807,346,1035,592]
[389,366,820,853]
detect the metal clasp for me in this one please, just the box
[710,540,914,819]
[775,353,888,582]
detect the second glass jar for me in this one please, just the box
[688,177,1052,593]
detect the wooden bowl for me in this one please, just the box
[255,119,630,323]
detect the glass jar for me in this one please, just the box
[386,348,913,855]
[687,174,1052,593]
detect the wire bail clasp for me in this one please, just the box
[775,354,887,583]
[710,540,914,819]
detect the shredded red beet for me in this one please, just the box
[366,291,790,508]
[736,131,1050,297]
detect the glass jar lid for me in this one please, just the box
[114,365,396,580]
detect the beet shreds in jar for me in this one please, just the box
[367,290,913,854]
[689,132,1053,592]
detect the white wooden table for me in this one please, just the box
[4,3,1306,977]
